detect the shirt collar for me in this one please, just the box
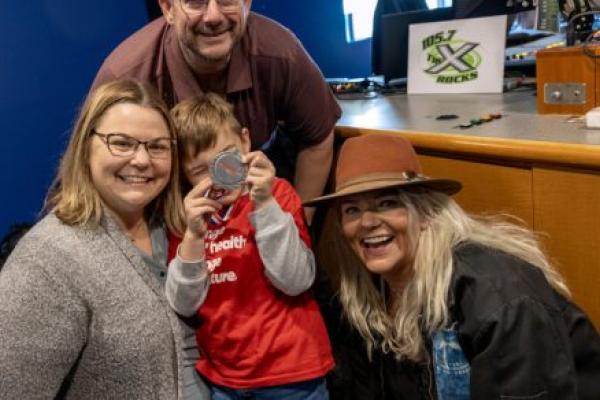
[165,24,204,102]
[226,29,252,93]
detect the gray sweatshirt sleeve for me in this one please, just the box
[165,253,209,317]
[249,199,316,296]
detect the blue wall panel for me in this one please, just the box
[0,2,149,235]
[253,0,372,79]
[0,1,371,236]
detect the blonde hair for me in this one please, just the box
[45,79,185,235]
[336,189,570,362]
[171,93,243,161]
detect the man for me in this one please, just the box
[93,0,341,223]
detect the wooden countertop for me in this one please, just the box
[336,90,600,170]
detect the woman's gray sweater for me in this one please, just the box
[0,213,184,399]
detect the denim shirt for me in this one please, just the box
[432,324,470,400]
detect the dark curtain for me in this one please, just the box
[371,0,429,75]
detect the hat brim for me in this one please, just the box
[303,178,462,207]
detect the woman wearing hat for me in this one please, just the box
[306,134,600,399]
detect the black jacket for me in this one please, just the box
[324,243,600,399]
[445,243,600,399]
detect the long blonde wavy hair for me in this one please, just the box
[45,79,185,235]
[335,188,570,362]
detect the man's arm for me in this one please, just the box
[294,130,334,225]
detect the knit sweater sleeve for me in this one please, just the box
[249,197,316,296]
[0,251,88,399]
[165,254,209,317]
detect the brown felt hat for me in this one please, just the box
[304,134,462,206]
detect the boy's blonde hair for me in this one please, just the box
[171,93,243,160]
[45,79,185,235]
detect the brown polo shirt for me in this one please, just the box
[93,13,341,150]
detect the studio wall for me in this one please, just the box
[0,1,149,235]
[252,0,372,79]
[0,1,371,236]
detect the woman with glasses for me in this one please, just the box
[0,80,190,399]
[305,134,600,399]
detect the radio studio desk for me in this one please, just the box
[329,89,600,328]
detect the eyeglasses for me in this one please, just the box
[92,131,175,159]
[179,0,241,15]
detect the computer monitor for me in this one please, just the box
[380,7,454,83]
[376,1,539,82]
[371,0,429,77]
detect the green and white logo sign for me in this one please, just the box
[407,15,506,94]
[422,29,481,84]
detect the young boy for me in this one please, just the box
[167,94,334,399]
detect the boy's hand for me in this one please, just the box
[243,151,275,210]
[180,177,222,260]
[184,177,222,239]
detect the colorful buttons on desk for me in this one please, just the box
[456,113,503,129]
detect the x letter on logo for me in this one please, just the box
[425,42,479,74]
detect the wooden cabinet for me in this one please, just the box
[533,167,600,324]
[536,46,597,115]
[419,154,533,226]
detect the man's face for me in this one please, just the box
[161,0,252,71]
